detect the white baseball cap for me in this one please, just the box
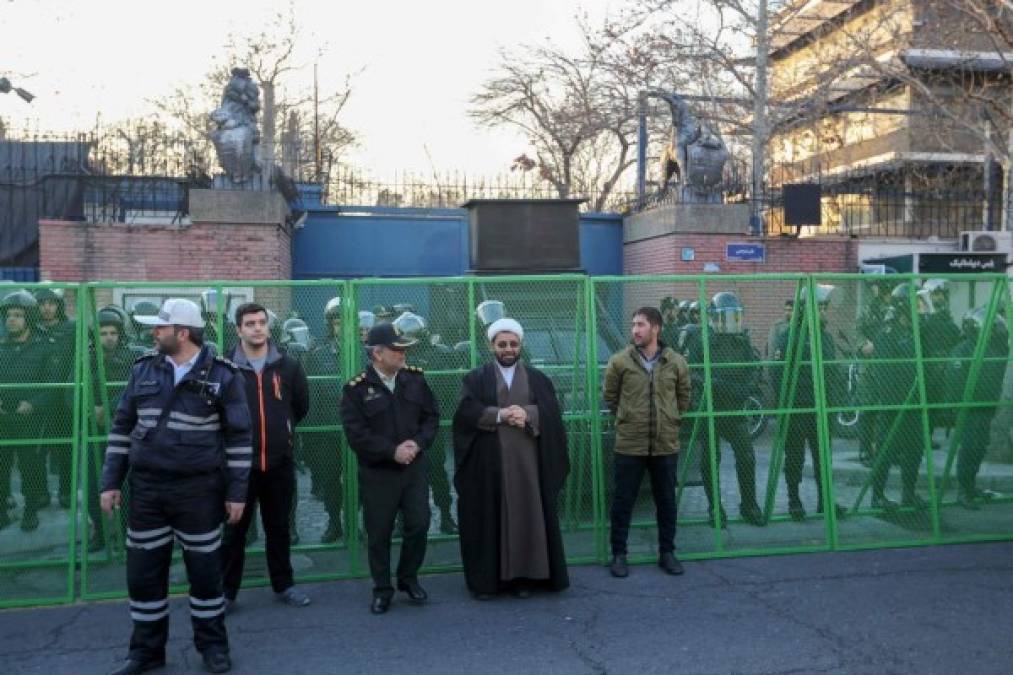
[134,298,204,329]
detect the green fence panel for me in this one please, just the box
[79,281,361,602]
[0,282,80,608]
[813,273,1013,551]
[3,272,1011,609]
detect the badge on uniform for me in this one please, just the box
[365,386,381,402]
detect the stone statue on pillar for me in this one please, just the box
[210,67,262,185]
[650,90,729,204]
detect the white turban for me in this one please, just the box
[487,318,524,343]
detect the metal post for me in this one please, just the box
[637,91,648,208]
[750,0,769,235]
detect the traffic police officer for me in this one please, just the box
[340,321,439,614]
[0,290,59,531]
[101,298,251,675]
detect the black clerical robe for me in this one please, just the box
[452,361,570,595]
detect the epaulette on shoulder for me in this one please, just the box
[214,355,239,370]
[347,371,368,387]
[404,365,424,375]
[133,349,159,363]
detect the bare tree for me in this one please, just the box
[471,14,690,210]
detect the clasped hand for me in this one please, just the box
[499,405,527,428]
[394,439,420,465]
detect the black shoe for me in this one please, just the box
[609,554,628,578]
[509,585,531,599]
[740,502,765,526]
[108,657,165,675]
[320,520,343,544]
[788,497,806,522]
[708,506,728,528]
[21,509,39,532]
[871,494,898,512]
[658,552,684,575]
[202,650,231,673]
[371,596,391,614]
[902,493,928,511]
[88,534,106,553]
[957,490,981,511]
[396,580,428,603]
[817,502,847,520]
[439,513,458,535]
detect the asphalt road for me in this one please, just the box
[2,541,1012,674]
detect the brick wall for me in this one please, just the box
[623,232,858,357]
[39,220,291,282]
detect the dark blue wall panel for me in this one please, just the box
[292,204,622,279]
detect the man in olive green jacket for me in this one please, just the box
[603,306,691,578]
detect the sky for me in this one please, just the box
[1,0,619,177]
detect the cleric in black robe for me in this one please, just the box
[452,317,570,598]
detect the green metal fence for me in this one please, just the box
[0,274,1009,608]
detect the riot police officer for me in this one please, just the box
[685,292,764,526]
[865,284,925,510]
[774,285,843,520]
[303,297,346,543]
[129,301,161,353]
[201,289,239,354]
[34,286,76,509]
[87,306,137,551]
[660,296,681,348]
[340,322,439,614]
[677,300,702,355]
[34,286,75,344]
[950,308,1009,509]
[396,311,457,535]
[0,290,59,531]
[856,277,894,465]
[920,279,961,445]
[101,298,251,674]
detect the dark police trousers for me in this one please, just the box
[698,417,759,510]
[221,460,296,597]
[784,413,827,507]
[359,458,430,599]
[125,470,229,661]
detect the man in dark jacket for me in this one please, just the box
[221,303,311,610]
[340,322,439,614]
[101,298,251,675]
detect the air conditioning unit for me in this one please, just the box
[959,230,1013,253]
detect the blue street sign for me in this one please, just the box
[726,243,765,262]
